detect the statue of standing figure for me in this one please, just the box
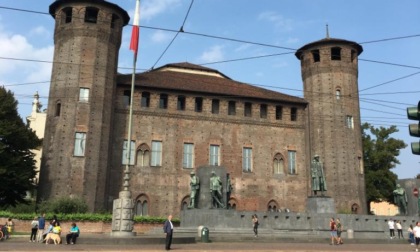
[188,171,200,208]
[393,184,407,215]
[311,154,327,196]
[210,171,225,208]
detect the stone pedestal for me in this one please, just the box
[306,196,336,214]
[111,190,136,237]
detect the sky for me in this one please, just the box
[0,0,419,179]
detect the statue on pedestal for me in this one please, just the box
[210,171,225,208]
[188,171,200,208]
[393,184,407,215]
[311,154,327,196]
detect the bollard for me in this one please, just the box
[201,227,210,243]
[347,229,354,239]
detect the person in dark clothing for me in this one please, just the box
[163,215,174,250]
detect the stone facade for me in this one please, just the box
[39,0,367,217]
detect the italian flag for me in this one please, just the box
[129,0,140,57]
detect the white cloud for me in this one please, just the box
[198,45,224,63]
[258,11,294,31]
[234,44,252,52]
[150,30,172,43]
[29,26,50,37]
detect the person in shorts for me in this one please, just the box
[329,218,338,245]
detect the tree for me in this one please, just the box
[0,87,41,208]
[362,122,407,213]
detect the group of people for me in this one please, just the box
[387,219,405,240]
[329,217,344,245]
[28,214,80,245]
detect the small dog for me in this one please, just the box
[44,233,61,245]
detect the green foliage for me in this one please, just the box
[0,87,42,208]
[362,123,407,211]
[5,201,37,213]
[37,197,88,214]
[0,210,176,223]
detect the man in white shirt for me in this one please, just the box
[387,219,395,239]
[413,221,420,252]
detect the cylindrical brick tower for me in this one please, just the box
[38,0,129,211]
[295,37,367,214]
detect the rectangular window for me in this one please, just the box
[177,96,186,111]
[212,99,219,114]
[122,140,135,165]
[141,92,150,108]
[209,144,220,166]
[346,115,354,129]
[159,94,168,109]
[291,107,297,121]
[151,141,162,166]
[242,147,252,172]
[79,88,89,102]
[275,105,283,120]
[312,49,320,62]
[244,102,252,117]
[74,132,86,156]
[123,90,130,107]
[260,104,267,118]
[288,151,296,174]
[228,101,236,116]
[195,97,203,112]
[183,143,194,169]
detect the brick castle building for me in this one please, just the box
[38,0,366,217]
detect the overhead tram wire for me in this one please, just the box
[359,71,420,93]
[149,0,193,69]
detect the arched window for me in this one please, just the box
[336,89,341,100]
[227,198,238,210]
[135,194,149,216]
[136,143,150,167]
[85,7,99,24]
[273,153,284,174]
[267,200,278,212]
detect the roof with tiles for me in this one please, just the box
[117,62,307,104]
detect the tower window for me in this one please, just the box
[195,97,203,112]
[244,102,252,117]
[351,50,357,63]
[79,88,89,102]
[55,101,61,117]
[311,50,320,62]
[346,115,354,129]
[177,96,186,111]
[228,101,236,116]
[212,99,219,114]
[159,94,168,109]
[331,47,341,61]
[62,7,72,23]
[85,7,99,24]
[111,14,119,29]
[336,89,341,100]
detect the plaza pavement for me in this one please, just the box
[0,233,415,252]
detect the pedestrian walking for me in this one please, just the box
[409,224,415,245]
[336,218,343,245]
[413,221,420,252]
[387,219,395,239]
[396,220,404,239]
[163,214,173,251]
[329,218,338,245]
[252,214,259,237]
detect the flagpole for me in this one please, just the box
[111,0,140,237]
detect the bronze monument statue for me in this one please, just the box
[188,171,200,208]
[311,154,327,196]
[226,173,233,208]
[393,184,407,215]
[210,171,225,208]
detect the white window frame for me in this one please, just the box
[209,144,220,166]
[79,88,89,102]
[151,141,162,166]
[288,151,296,174]
[346,115,354,129]
[183,143,194,169]
[74,132,86,156]
[122,140,135,165]
[242,147,252,172]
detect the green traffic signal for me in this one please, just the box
[412,142,420,155]
[407,102,420,155]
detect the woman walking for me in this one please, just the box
[252,214,259,237]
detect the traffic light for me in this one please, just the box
[407,101,420,155]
